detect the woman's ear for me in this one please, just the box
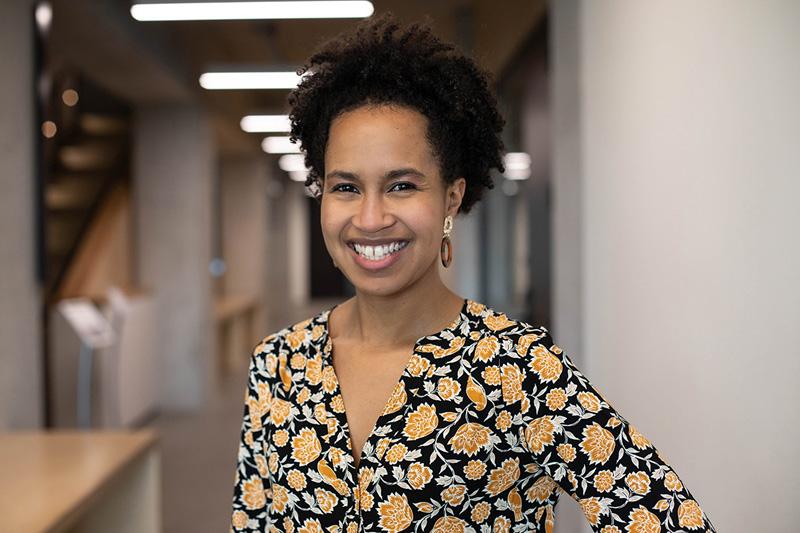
[446,177,467,216]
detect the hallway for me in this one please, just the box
[151,356,246,532]
[2,2,797,532]
[150,300,335,532]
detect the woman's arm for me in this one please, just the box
[231,340,274,532]
[520,328,717,532]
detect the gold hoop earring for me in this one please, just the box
[441,215,453,268]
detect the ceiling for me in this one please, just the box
[48,0,546,157]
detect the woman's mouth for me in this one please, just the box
[347,240,410,271]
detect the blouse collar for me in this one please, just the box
[315,298,482,394]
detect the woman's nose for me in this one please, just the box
[353,193,392,232]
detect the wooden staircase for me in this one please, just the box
[41,74,132,304]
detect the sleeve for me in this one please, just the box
[519,327,717,532]
[231,340,274,532]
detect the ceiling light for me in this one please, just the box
[262,136,301,154]
[289,170,309,183]
[278,154,307,172]
[131,1,374,21]
[35,3,52,33]
[42,121,57,138]
[200,71,305,90]
[503,168,531,180]
[62,89,79,107]
[241,114,291,132]
[503,152,531,180]
[504,152,531,169]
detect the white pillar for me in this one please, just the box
[133,105,215,411]
[0,0,42,429]
[552,1,800,531]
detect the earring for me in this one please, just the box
[441,215,453,268]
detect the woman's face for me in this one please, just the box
[321,104,465,297]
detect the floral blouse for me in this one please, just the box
[232,298,716,532]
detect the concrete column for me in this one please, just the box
[0,0,42,429]
[441,207,481,301]
[263,178,290,328]
[550,0,584,358]
[133,105,215,411]
[483,180,514,309]
[549,2,587,531]
[219,155,269,333]
[286,182,309,308]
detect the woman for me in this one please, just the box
[232,13,716,533]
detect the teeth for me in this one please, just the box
[353,241,407,260]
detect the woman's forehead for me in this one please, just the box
[325,106,438,169]
[329,104,429,137]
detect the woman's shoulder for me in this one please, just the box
[467,300,550,340]
[250,306,330,358]
[463,300,556,359]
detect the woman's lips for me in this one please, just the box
[347,241,410,271]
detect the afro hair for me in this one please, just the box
[287,12,506,215]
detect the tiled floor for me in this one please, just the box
[151,362,248,533]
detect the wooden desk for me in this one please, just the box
[0,430,160,533]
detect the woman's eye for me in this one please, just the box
[390,182,416,192]
[331,183,358,193]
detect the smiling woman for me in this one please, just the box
[287,12,506,215]
[231,12,717,533]
[320,104,465,287]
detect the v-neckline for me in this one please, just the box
[319,297,471,473]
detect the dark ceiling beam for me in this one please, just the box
[49,0,195,104]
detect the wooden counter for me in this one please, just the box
[0,430,160,533]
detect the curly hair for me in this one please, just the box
[287,12,506,215]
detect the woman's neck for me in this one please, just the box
[332,271,464,349]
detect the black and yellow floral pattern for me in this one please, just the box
[232,298,716,532]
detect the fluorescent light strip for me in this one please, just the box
[289,170,309,182]
[36,3,53,32]
[241,114,291,132]
[503,152,531,180]
[200,71,304,90]
[131,1,374,21]
[503,168,531,180]
[278,154,308,172]
[504,152,531,169]
[262,136,301,153]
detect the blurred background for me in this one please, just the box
[0,0,798,532]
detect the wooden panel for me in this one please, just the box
[0,430,159,533]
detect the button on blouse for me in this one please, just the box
[232,299,716,532]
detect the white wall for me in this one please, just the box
[552,1,800,531]
[0,0,42,429]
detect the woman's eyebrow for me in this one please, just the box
[384,167,426,180]
[325,170,359,182]
[325,167,427,182]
